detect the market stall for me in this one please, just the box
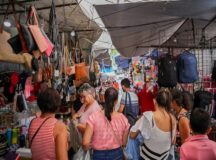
[0,0,102,158]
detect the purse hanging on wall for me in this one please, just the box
[27,6,48,53]
[6,0,29,53]
[65,35,75,76]
[75,41,89,81]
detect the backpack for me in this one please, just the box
[157,54,177,87]
[150,49,160,60]
[177,51,198,83]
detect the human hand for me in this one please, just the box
[72,114,81,120]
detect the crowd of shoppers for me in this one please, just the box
[27,78,216,160]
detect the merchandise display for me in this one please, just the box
[0,0,216,160]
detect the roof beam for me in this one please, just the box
[0,0,38,6]
[0,2,77,15]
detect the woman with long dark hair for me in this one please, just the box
[130,88,176,160]
[82,87,130,160]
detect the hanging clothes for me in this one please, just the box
[138,83,157,113]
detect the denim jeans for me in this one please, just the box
[93,147,123,160]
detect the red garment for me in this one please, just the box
[138,84,157,113]
[9,72,19,94]
[113,82,119,90]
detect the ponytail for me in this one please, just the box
[105,101,114,121]
[156,88,172,112]
[104,87,118,121]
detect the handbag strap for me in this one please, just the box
[9,0,28,52]
[0,2,10,33]
[105,117,122,148]
[0,0,20,32]
[124,92,132,114]
[169,113,173,149]
[26,6,39,26]
[123,92,127,115]
[29,117,51,147]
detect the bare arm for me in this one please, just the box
[118,104,125,113]
[82,123,93,150]
[122,129,129,147]
[179,117,190,143]
[130,130,140,139]
[77,123,86,135]
[54,122,68,160]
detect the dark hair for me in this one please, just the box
[121,78,130,88]
[182,91,193,110]
[39,81,48,93]
[37,88,61,113]
[190,108,211,134]
[156,88,172,112]
[171,89,183,107]
[104,87,118,121]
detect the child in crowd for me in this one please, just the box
[180,108,216,160]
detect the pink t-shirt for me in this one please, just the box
[180,135,216,160]
[77,100,101,124]
[87,111,130,150]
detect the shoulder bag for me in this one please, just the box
[105,117,129,160]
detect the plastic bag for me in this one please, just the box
[125,133,144,160]
[73,148,91,160]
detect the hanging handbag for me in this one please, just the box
[28,6,48,53]
[21,24,38,53]
[75,62,89,81]
[16,91,28,112]
[41,29,54,57]
[74,41,89,81]
[7,35,22,54]
[6,0,29,53]
[0,3,22,53]
[69,120,82,153]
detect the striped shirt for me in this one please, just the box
[120,91,139,125]
[28,117,57,160]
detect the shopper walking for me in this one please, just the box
[130,88,176,160]
[28,88,68,160]
[82,87,130,160]
[118,78,139,125]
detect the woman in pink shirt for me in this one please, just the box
[83,87,130,160]
[73,83,101,134]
